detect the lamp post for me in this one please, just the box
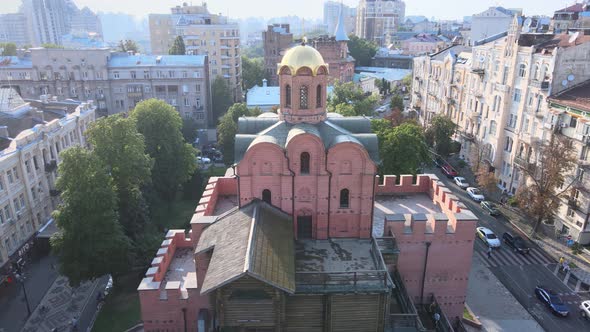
[15,272,31,317]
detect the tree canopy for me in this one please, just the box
[372,120,429,176]
[242,56,266,91]
[86,115,153,237]
[328,81,379,116]
[347,35,378,66]
[130,99,196,202]
[51,147,129,286]
[425,115,457,157]
[217,103,261,165]
[211,76,233,126]
[169,36,186,55]
[390,94,404,111]
[41,43,64,49]
[0,43,17,56]
[117,39,140,53]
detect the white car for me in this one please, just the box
[580,300,590,320]
[476,227,501,248]
[197,156,211,164]
[376,106,387,113]
[467,187,485,201]
[453,177,469,189]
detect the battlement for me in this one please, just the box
[193,176,238,218]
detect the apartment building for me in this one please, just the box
[356,0,406,46]
[0,48,210,126]
[0,89,95,278]
[0,13,30,46]
[263,24,293,85]
[324,1,356,36]
[470,7,518,44]
[411,16,590,243]
[149,3,242,102]
[547,81,590,243]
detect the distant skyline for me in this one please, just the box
[0,0,565,20]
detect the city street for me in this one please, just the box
[432,167,590,331]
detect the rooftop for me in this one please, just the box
[107,54,207,67]
[162,247,197,293]
[548,80,590,113]
[373,194,443,237]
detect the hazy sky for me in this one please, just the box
[0,0,564,20]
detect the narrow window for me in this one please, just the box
[316,85,322,108]
[285,84,291,107]
[300,152,310,174]
[262,189,271,205]
[340,189,349,208]
[300,85,308,109]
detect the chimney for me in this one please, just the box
[36,110,45,122]
[0,126,8,137]
[262,78,268,87]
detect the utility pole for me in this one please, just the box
[14,262,31,317]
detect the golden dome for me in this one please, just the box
[277,44,328,76]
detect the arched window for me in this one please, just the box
[316,85,322,108]
[518,63,527,78]
[340,189,349,208]
[300,85,308,109]
[300,152,310,174]
[285,84,291,107]
[262,189,271,205]
[533,64,540,80]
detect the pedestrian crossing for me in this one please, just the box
[474,240,554,267]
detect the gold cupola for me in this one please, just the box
[277,44,328,76]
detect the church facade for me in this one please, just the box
[138,44,477,332]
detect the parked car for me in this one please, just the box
[502,232,530,254]
[480,201,500,216]
[403,95,410,101]
[467,187,485,201]
[441,164,458,178]
[476,227,501,248]
[580,300,590,320]
[453,176,469,189]
[433,157,444,168]
[197,156,211,164]
[535,285,569,317]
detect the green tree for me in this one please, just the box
[242,56,266,90]
[169,36,186,55]
[182,117,200,144]
[211,76,233,126]
[390,94,404,111]
[328,81,379,116]
[334,103,356,116]
[41,43,64,49]
[425,115,457,157]
[372,120,429,176]
[347,35,378,66]
[217,103,261,164]
[401,74,412,93]
[243,43,264,58]
[0,43,17,56]
[131,99,197,202]
[86,115,153,237]
[51,147,129,286]
[117,39,140,53]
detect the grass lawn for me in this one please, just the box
[463,307,475,321]
[92,274,142,332]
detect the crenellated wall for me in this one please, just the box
[193,176,238,218]
[378,173,477,321]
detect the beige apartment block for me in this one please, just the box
[356,0,405,46]
[0,90,96,269]
[0,48,210,126]
[411,16,590,243]
[149,3,242,103]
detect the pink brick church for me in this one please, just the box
[138,44,478,332]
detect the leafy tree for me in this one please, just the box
[516,134,578,235]
[51,147,129,286]
[117,39,140,53]
[243,43,264,58]
[425,115,457,157]
[390,94,404,111]
[334,103,356,116]
[347,35,378,66]
[169,36,186,55]
[217,103,261,164]
[182,117,200,144]
[211,76,233,126]
[242,56,265,90]
[41,43,64,49]
[372,120,429,176]
[131,99,197,202]
[86,115,153,237]
[400,74,412,93]
[0,43,17,56]
[328,81,379,116]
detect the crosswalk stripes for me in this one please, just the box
[473,239,554,267]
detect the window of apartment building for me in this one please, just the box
[20,225,25,239]
[489,121,497,135]
[533,64,540,80]
[115,100,124,109]
[13,199,19,212]
[212,69,218,75]
[7,170,13,184]
[19,194,25,210]
[169,70,175,78]
[518,63,527,78]
[570,116,578,129]
[143,71,150,79]
[57,87,63,95]
[113,71,120,79]
[11,233,16,247]
[504,137,513,152]
[144,86,151,93]
[31,186,36,200]
[523,117,529,132]
[4,238,11,251]
[0,175,3,191]
[513,88,521,102]
[196,112,205,120]
[0,209,3,224]
[184,97,190,107]
[12,167,18,180]
[84,88,90,96]
[196,84,201,92]
[82,71,88,79]
[567,207,575,218]
[24,160,31,174]
[194,71,201,78]
[71,87,77,96]
[96,72,103,79]
[507,114,518,128]
[26,221,32,234]
[196,98,201,107]
[502,65,509,84]
[157,71,163,78]
[130,71,136,79]
[182,71,188,78]
[127,86,134,93]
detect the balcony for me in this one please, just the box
[582,135,590,146]
[495,84,511,93]
[530,79,550,90]
[568,198,579,211]
[44,160,57,173]
[472,68,485,77]
[460,131,475,141]
[514,155,535,172]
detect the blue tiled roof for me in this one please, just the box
[108,54,207,67]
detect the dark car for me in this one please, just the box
[503,232,530,254]
[433,156,444,168]
[481,201,500,216]
[441,164,458,178]
[535,285,569,317]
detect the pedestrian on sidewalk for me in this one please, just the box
[487,246,493,258]
[559,256,565,265]
[564,262,571,274]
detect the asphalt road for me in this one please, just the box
[431,167,590,331]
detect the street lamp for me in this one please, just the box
[14,267,31,317]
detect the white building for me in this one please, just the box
[0,13,30,46]
[324,1,356,36]
[0,90,96,275]
[471,7,519,44]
